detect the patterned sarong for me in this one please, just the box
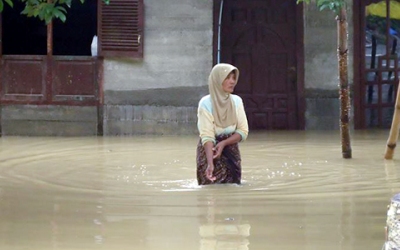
[196,134,241,185]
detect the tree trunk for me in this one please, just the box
[337,7,352,159]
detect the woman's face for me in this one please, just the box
[222,72,237,93]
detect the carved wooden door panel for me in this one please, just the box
[220,0,299,129]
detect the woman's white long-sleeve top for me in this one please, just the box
[197,94,249,145]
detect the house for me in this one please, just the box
[0,0,396,136]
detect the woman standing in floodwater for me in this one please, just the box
[196,63,249,185]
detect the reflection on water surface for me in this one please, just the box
[0,130,399,250]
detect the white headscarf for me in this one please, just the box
[208,63,240,127]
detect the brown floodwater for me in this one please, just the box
[0,130,398,250]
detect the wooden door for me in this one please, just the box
[218,0,302,130]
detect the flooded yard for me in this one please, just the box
[0,130,398,250]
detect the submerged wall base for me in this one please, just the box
[103,105,197,135]
[0,105,99,136]
[0,105,198,136]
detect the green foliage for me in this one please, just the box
[0,0,109,23]
[0,0,13,12]
[296,0,346,15]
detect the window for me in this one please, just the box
[1,0,144,58]
[98,0,144,58]
[54,0,97,56]
[2,2,46,55]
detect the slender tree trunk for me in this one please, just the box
[384,80,400,160]
[337,7,352,159]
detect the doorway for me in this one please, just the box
[354,0,400,128]
[214,0,304,130]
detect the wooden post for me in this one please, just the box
[384,81,400,159]
[96,59,104,136]
[46,0,53,103]
[384,193,400,249]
